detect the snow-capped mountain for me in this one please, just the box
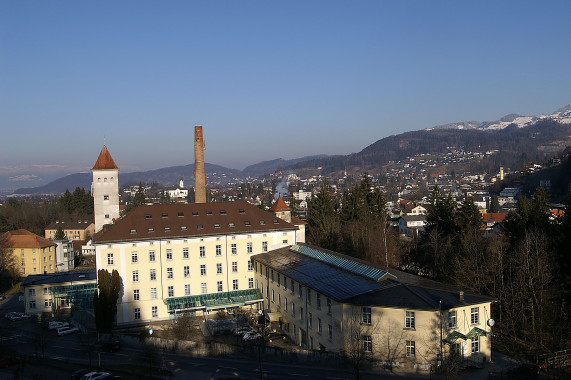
[429,105,571,131]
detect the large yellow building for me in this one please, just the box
[252,244,495,371]
[93,201,302,326]
[0,229,57,276]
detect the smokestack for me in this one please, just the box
[194,126,207,203]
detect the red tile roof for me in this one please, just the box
[269,196,291,212]
[482,213,507,223]
[92,145,119,170]
[1,229,56,249]
[93,201,296,244]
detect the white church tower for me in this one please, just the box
[91,145,120,233]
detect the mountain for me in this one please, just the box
[242,155,329,177]
[429,104,571,131]
[12,163,244,195]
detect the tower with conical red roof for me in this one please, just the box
[91,145,120,233]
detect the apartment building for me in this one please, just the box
[0,229,57,276]
[252,244,494,370]
[93,201,301,326]
[44,220,95,241]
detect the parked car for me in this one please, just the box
[57,326,79,336]
[10,313,31,321]
[80,372,110,380]
[0,295,6,301]
[49,321,69,330]
[4,311,19,319]
[71,369,91,380]
[100,340,120,352]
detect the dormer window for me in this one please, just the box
[229,222,235,227]
[239,209,245,214]
[181,226,187,231]
[148,228,154,233]
[162,213,168,218]
[164,227,171,232]
[244,221,251,226]
[197,225,204,229]
[273,220,280,224]
[206,211,212,215]
[259,220,266,225]
[145,214,152,219]
[130,229,137,234]
[214,223,220,228]
[192,212,199,216]
[178,212,184,217]
[220,210,227,215]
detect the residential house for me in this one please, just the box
[0,229,57,276]
[399,215,427,237]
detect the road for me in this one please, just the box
[1,294,422,379]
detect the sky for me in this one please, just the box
[1,1,570,191]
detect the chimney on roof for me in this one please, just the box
[194,126,207,204]
[458,291,464,302]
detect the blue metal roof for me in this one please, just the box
[290,244,394,282]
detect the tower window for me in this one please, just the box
[104,195,109,200]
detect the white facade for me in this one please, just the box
[92,168,120,233]
[54,240,75,272]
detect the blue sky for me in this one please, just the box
[1,1,570,190]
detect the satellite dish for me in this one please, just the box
[487,319,495,327]
[258,310,263,315]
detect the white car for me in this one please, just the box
[49,321,69,330]
[80,372,110,380]
[57,326,79,336]
[10,313,31,321]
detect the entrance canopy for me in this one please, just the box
[50,282,97,310]
[164,288,263,313]
[444,327,491,344]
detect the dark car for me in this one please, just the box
[100,340,120,352]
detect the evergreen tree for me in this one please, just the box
[94,269,121,333]
[54,227,65,240]
[307,180,339,250]
[489,194,500,213]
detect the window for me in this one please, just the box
[328,324,333,340]
[248,277,254,289]
[29,300,36,309]
[185,284,191,296]
[152,306,158,318]
[300,306,304,321]
[200,264,206,276]
[201,283,207,294]
[231,244,237,255]
[217,263,223,274]
[448,310,457,328]
[406,341,416,357]
[132,271,139,282]
[292,302,296,317]
[232,261,238,273]
[307,289,311,304]
[362,307,372,324]
[247,242,253,253]
[43,287,48,295]
[29,289,36,296]
[248,260,254,271]
[199,246,206,258]
[308,312,313,328]
[184,266,190,278]
[151,287,157,299]
[149,251,156,262]
[327,298,331,313]
[45,299,52,307]
[217,281,223,292]
[183,247,189,259]
[284,277,288,291]
[291,279,294,293]
[166,249,172,260]
[216,245,222,256]
[150,269,156,281]
[277,274,281,286]
[134,308,141,320]
[133,289,139,301]
[471,336,480,353]
[107,253,114,265]
[283,239,288,244]
[363,335,372,353]
[168,286,174,297]
[262,241,268,252]
[317,293,321,309]
[299,284,303,298]
[105,214,110,219]
[405,311,415,329]
[271,289,275,302]
[285,298,288,311]
[233,279,239,290]
[471,307,479,325]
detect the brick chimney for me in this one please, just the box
[194,126,207,203]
